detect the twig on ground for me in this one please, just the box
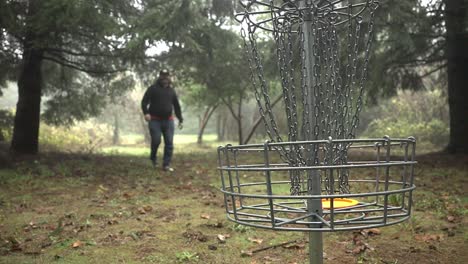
[242,239,299,256]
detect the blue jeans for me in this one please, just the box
[148,119,174,167]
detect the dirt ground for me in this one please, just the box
[0,147,467,264]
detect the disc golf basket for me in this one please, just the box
[217,1,417,263]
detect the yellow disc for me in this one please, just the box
[321,198,359,209]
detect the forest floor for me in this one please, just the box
[0,142,467,264]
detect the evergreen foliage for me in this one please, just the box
[367,0,447,101]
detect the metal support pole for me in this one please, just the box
[301,1,323,263]
[308,171,323,264]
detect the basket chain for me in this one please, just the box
[239,0,379,195]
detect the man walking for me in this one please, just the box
[141,69,183,172]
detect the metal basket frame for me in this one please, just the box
[218,137,416,232]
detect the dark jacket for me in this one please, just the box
[141,79,183,122]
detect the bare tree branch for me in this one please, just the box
[222,97,240,122]
[243,94,282,144]
[420,63,447,78]
[42,55,126,74]
[44,47,124,58]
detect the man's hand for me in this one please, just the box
[144,114,151,121]
[178,122,183,130]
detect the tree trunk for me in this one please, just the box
[113,113,120,145]
[243,94,282,144]
[138,113,150,145]
[216,114,222,141]
[197,104,218,144]
[217,112,227,141]
[132,98,150,144]
[445,0,468,154]
[10,48,44,154]
[237,96,243,145]
[10,1,44,155]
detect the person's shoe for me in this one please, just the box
[151,160,157,168]
[163,166,174,172]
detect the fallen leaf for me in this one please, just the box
[72,240,82,248]
[352,245,366,254]
[217,234,226,243]
[366,228,381,235]
[200,214,211,219]
[446,215,455,222]
[143,205,153,212]
[360,228,381,237]
[247,237,263,244]
[98,185,108,192]
[415,234,443,242]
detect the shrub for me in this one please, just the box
[361,89,449,147]
[39,121,112,153]
[0,110,14,142]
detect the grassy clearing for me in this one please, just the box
[0,142,467,264]
[101,134,232,156]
